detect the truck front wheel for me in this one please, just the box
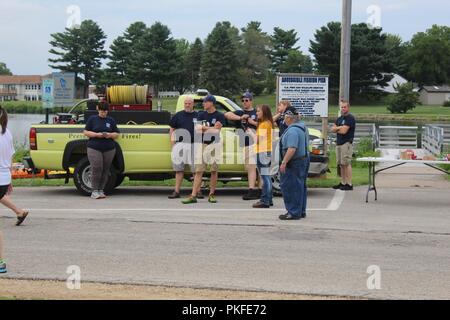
[73,157,117,196]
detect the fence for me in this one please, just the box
[378,126,418,149]
[422,125,444,156]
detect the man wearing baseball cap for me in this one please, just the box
[182,94,225,204]
[278,107,310,220]
[225,91,260,201]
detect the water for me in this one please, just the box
[7,114,49,147]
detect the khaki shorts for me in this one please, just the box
[171,143,195,172]
[336,142,353,166]
[243,145,257,171]
[194,143,223,172]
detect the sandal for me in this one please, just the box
[16,211,29,226]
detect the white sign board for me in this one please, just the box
[42,79,54,109]
[277,74,329,118]
[53,72,75,106]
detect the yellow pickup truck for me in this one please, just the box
[27,92,328,196]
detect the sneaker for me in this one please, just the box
[242,189,260,200]
[340,184,354,191]
[99,190,106,199]
[91,190,101,199]
[16,211,29,226]
[0,261,6,274]
[168,191,180,199]
[208,194,217,203]
[182,196,197,204]
[332,183,344,190]
[278,213,301,220]
[196,191,205,199]
[252,201,270,209]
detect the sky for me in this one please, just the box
[1,0,449,75]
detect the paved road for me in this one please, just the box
[1,185,449,299]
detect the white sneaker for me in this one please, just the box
[91,190,101,199]
[99,190,106,199]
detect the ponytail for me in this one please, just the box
[0,105,8,134]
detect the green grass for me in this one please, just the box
[13,152,369,189]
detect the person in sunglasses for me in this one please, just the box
[224,92,260,201]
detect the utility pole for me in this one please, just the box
[339,0,352,109]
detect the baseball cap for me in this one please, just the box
[241,92,253,100]
[284,106,299,117]
[203,94,216,104]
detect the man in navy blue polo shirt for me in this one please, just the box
[331,101,356,191]
[168,96,198,199]
[182,94,225,204]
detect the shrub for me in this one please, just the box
[443,100,450,107]
[353,136,380,168]
[386,82,420,114]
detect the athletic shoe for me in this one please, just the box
[182,196,197,204]
[252,201,270,208]
[196,191,205,199]
[0,261,6,274]
[208,195,217,203]
[242,189,260,200]
[99,190,106,199]
[168,191,180,199]
[91,191,101,199]
[16,211,29,226]
[332,183,344,190]
[340,184,354,191]
[278,213,301,220]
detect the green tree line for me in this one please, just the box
[11,20,445,99]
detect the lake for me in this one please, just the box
[7,114,49,147]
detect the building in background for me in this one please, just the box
[419,85,450,106]
[0,75,45,102]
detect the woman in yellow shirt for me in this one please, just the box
[252,105,274,208]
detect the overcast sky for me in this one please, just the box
[1,0,449,75]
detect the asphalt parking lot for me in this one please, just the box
[1,185,449,299]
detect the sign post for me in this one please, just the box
[42,78,55,124]
[276,73,330,153]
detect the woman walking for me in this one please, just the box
[0,105,30,273]
[83,101,120,199]
[252,105,274,209]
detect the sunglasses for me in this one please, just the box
[241,99,251,102]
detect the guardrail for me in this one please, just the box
[422,125,444,155]
[432,124,450,151]
[378,126,418,149]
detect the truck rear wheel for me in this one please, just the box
[73,157,117,196]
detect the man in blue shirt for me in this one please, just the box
[331,101,356,191]
[279,107,310,220]
[168,96,198,199]
[224,92,260,200]
[182,94,225,204]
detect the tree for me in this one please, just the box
[240,21,271,95]
[310,22,393,98]
[168,39,191,94]
[200,22,240,96]
[403,25,450,85]
[279,50,313,73]
[384,34,408,77]
[131,22,179,97]
[387,82,420,114]
[185,38,203,90]
[270,27,299,72]
[49,20,107,97]
[0,62,12,75]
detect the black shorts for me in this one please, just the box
[0,185,9,200]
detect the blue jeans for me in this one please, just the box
[280,158,308,217]
[257,152,272,205]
